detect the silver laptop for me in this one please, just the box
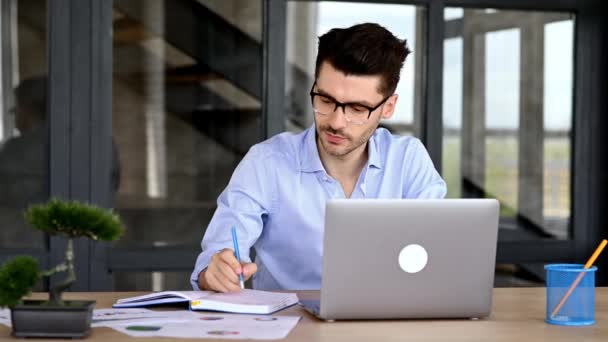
[300,199,499,320]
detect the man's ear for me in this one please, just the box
[381,94,398,119]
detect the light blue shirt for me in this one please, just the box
[191,125,447,290]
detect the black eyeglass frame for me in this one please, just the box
[309,82,392,122]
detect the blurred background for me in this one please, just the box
[0,0,606,291]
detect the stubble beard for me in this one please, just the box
[317,124,375,158]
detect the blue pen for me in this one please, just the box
[231,226,245,289]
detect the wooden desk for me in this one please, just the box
[1,288,606,341]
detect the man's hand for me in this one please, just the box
[198,248,257,292]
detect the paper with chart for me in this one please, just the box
[3,307,301,339]
[0,308,10,327]
[105,312,301,340]
[0,307,185,328]
[93,308,199,327]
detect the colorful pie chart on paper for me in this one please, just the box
[254,317,278,321]
[199,316,224,321]
[207,330,240,336]
[126,325,162,332]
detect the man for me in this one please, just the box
[191,23,446,292]
[0,77,48,209]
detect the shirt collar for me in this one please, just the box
[299,125,384,172]
[367,130,383,170]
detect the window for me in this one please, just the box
[111,0,263,290]
[0,0,48,249]
[442,8,575,241]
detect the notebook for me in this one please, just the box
[113,289,298,315]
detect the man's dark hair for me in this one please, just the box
[315,23,411,97]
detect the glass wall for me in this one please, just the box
[442,9,574,241]
[285,1,425,137]
[111,0,263,290]
[0,0,47,248]
[0,1,602,290]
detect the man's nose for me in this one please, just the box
[327,105,348,130]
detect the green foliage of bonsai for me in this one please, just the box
[26,199,123,241]
[0,199,124,307]
[0,257,39,308]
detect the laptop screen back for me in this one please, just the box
[319,199,499,320]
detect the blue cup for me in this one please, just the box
[545,264,597,326]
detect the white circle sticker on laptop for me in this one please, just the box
[398,244,428,273]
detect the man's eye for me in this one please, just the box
[349,105,368,114]
[320,97,333,104]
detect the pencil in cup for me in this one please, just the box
[546,239,606,325]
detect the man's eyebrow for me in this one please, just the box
[314,87,334,99]
[314,87,374,107]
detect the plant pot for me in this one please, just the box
[10,300,95,338]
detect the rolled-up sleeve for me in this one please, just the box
[190,145,276,290]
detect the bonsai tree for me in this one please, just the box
[0,198,124,307]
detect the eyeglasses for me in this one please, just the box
[309,83,391,125]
